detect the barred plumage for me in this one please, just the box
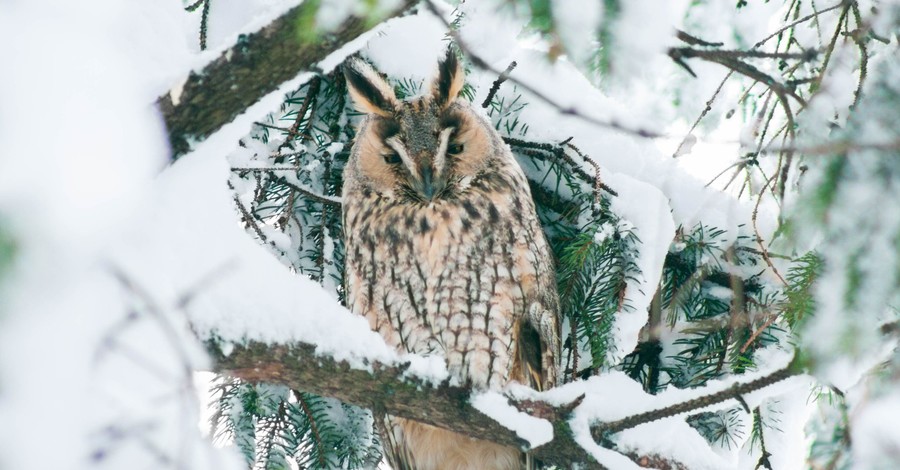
[342,50,559,470]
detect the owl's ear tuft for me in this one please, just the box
[344,58,397,117]
[432,48,464,108]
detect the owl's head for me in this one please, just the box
[344,50,498,202]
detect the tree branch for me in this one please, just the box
[158,1,416,159]
[208,339,796,468]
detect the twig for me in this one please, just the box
[481,61,517,108]
[757,138,900,156]
[849,2,869,107]
[672,70,734,158]
[233,194,269,242]
[253,122,293,133]
[184,0,211,51]
[564,141,605,214]
[277,77,322,157]
[504,137,618,196]
[753,1,848,48]
[293,390,328,468]
[674,0,845,161]
[174,260,238,309]
[751,172,789,287]
[670,47,817,61]
[753,408,773,469]
[274,176,343,207]
[669,49,807,106]
[232,166,302,172]
[184,0,205,11]
[314,157,334,281]
[740,314,779,354]
[595,365,795,436]
[199,0,210,51]
[815,3,852,91]
[676,30,724,47]
[715,248,746,376]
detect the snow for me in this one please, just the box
[365,11,449,83]
[402,354,451,386]
[606,174,676,364]
[0,3,442,470]
[608,0,684,86]
[503,350,802,469]
[853,389,900,468]
[456,0,525,67]
[0,1,245,469]
[463,45,760,244]
[109,138,449,381]
[2,0,899,468]
[471,391,554,449]
[752,383,815,470]
[115,146,397,367]
[124,0,305,102]
[551,0,602,66]
[315,0,358,32]
[316,0,404,32]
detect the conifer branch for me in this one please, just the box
[208,339,795,468]
[504,137,618,197]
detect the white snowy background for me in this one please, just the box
[1,0,898,469]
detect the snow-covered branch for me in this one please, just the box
[208,338,796,468]
[158,0,416,158]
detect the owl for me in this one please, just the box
[341,50,560,470]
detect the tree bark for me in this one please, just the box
[208,339,603,468]
[208,339,791,468]
[158,0,416,159]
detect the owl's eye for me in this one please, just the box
[383,152,402,165]
[448,143,464,156]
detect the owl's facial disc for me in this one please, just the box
[384,126,456,201]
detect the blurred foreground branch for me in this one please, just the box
[158,0,416,159]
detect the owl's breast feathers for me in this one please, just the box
[344,168,558,391]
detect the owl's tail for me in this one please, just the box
[377,415,528,470]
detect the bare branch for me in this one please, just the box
[753,1,848,48]
[676,30,724,47]
[667,48,807,106]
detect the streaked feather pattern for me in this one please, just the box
[342,51,559,470]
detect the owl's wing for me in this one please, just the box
[518,301,560,391]
[514,215,561,391]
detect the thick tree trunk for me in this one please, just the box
[158,0,416,158]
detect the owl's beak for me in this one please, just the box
[419,165,436,199]
[415,163,447,201]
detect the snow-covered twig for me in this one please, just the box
[594,365,795,437]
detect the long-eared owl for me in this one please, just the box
[341,49,560,470]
